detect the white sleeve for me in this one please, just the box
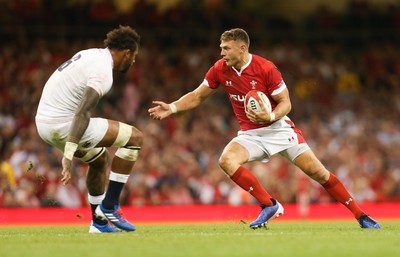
[87,69,113,97]
[86,60,113,97]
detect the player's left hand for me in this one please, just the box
[245,101,272,124]
[61,157,72,185]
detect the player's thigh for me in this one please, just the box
[292,149,329,182]
[219,141,251,175]
[80,118,109,149]
[230,135,269,163]
[36,119,108,155]
[279,143,310,163]
[36,121,66,151]
[36,121,93,152]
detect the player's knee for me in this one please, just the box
[128,129,143,148]
[306,166,328,183]
[315,168,330,184]
[80,147,108,167]
[295,151,328,183]
[218,155,239,176]
[115,126,142,162]
[89,149,109,169]
[218,154,232,171]
[115,146,141,162]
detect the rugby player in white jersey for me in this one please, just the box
[36,25,141,233]
[149,28,381,229]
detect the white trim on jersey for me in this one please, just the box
[271,80,287,96]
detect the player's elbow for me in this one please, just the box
[81,110,92,120]
[74,110,92,123]
[286,101,292,114]
[278,100,291,116]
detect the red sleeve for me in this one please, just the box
[205,60,224,89]
[265,66,284,95]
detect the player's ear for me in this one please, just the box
[240,44,246,53]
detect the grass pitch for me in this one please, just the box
[0,220,399,257]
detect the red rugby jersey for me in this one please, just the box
[205,54,286,131]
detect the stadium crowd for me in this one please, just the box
[0,0,400,208]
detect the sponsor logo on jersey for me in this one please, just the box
[229,93,245,102]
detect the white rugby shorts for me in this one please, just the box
[35,117,108,152]
[231,116,310,163]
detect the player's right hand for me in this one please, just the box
[148,101,171,120]
[61,157,72,185]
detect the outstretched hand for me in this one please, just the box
[61,157,72,185]
[148,101,173,120]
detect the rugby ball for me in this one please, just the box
[244,90,272,113]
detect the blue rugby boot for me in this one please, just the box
[249,199,284,229]
[357,213,381,229]
[95,204,136,232]
[88,221,121,233]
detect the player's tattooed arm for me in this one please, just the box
[67,86,100,143]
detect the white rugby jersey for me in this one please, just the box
[36,48,113,123]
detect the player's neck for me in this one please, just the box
[235,53,250,70]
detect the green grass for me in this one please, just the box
[0,221,399,257]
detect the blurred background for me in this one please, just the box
[0,0,399,209]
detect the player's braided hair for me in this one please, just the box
[220,28,250,48]
[104,25,140,51]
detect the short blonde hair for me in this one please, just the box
[220,28,250,47]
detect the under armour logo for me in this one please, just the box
[248,186,254,193]
[226,81,232,86]
[288,136,295,142]
[345,198,353,205]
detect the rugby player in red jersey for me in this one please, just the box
[149,28,380,229]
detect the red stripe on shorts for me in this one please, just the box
[285,120,306,144]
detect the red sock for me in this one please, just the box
[230,166,273,206]
[322,173,363,219]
